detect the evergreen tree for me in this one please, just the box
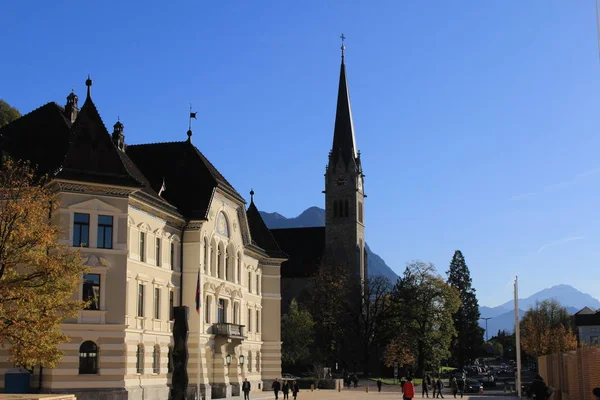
[446,250,484,367]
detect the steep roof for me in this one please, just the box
[270,227,325,277]
[330,56,358,167]
[246,198,287,259]
[126,140,245,219]
[0,102,72,175]
[56,96,143,188]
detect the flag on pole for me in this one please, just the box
[190,112,197,119]
[195,270,201,314]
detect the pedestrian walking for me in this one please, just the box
[451,377,458,398]
[431,376,437,399]
[403,377,415,400]
[272,378,281,400]
[528,374,551,399]
[377,378,382,392]
[292,381,299,400]
[282,380,289,400]
[436,378,444,399]
[242,378,251,400]
[422,376,429,398]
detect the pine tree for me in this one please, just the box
[446,250,484,367]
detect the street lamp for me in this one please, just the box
[480,317,492,342]
[239,355,245,365]
[226,354,232,365]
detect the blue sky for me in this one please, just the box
[2,1,600,307]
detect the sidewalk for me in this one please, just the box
[230,389,520,400]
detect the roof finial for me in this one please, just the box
[188,103,197,142]
[340,33,346,61]
[250,188,255,203]
[85,74,93,98]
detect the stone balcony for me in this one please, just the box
[212,322,246,339]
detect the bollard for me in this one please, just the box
[338,381,341,392]
[311,384,314,392]
[366,385,369,393]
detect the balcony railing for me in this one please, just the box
[213,323,246,339]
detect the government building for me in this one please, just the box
[0,75,285,399]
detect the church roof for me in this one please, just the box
[270,227,325,277]
[330,56,358,167]
[126,140,245,220]
[56,95,143,188]
[246,198,287,259]
[0,102,72,176]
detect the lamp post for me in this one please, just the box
[239,355,245,366]
[480,317,492,342]
[226,354,232,365]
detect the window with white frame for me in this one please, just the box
[205,296,211,323]
[153,345,160,374]
[73,213,90,247]
[139,232,146,262]
[256,274,260,295]
[82,273,101,310]
[97,215,113,249]
[248,271,252,293]
[154,287,160,319]
[137,283,145,317]
[257,310,260,333]
[169,290,174,320]
[136,344,144,374]
[155,237,161,267]
[247,308,252,332]
[170,242,175,270]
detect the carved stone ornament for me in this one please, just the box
[233,221,238,232]
[82,254,112,268]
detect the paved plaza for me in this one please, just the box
[236,389,519,400]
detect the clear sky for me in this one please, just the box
[2,1,600,307]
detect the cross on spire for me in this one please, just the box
[340,33,346,59]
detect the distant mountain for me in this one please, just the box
[259,207,399,281]
[480,284,600,334]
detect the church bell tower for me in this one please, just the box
[324,37,367,282]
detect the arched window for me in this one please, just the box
[203,237,209,273]
[205,296,211,323]
[79,341,98,375]
[225,248,230,281]
[210,238,217,277]
[217,243,224,279]
[237,252,242,284]
[136,344,144,374]
[153,345,160,374]
[167,346,173,373]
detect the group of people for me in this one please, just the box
[417,375,445,399]
[270,378,299,400]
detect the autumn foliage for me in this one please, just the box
[0,159,85,368]
[520,299,578,357]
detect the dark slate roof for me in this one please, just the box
[126,140,245,220]
[56,97,143,188]
[246,200,287,259]
[330,58,358,167]
[574,309,600,326]
[270,227,325,278]
[0,102,72,176]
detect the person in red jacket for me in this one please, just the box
[403,377,415,400]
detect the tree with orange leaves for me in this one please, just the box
[0,159,86,369]
[520,299,577,357]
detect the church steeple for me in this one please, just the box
[330,35,358,168]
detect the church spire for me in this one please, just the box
[330,34,357,167]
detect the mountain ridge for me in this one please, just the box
[258,206,399,281]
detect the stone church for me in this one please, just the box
[0,77,284,399]
[271,45,368,313]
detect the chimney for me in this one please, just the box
[64,90,79,123]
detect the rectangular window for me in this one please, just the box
[358,201,364,223]
[591,336,599,345]
[218,299,225,323]
[256,275,260,294]
[139,232,146,262]
[248,272,252,293]
[169,291,174,320]
[154,288,160,319]
[170,242,175,270]
[73,213,90,247]
[137,283,144,317]
[155,238,161,266]
[97,215,113,249]
[82,273,101,310]
[248,308,252,332]
[205,296,210,323]
[257,310,260,333]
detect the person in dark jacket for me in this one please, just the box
[436,378,444,398]
[272,378,281,399]
[292,381,299,400]
[377,378,382,392]
[242,378,251,400]
[422,375,429,398]
[593,387,600,400]
[282,380,290,399]
[528,375,549,399]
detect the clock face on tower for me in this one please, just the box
[335,175,347,187]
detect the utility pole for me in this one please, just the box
[480,317,492,342]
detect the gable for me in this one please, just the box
[67,198,123,213]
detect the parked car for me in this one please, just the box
[464,379,483,393]
[282,373,300,380]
